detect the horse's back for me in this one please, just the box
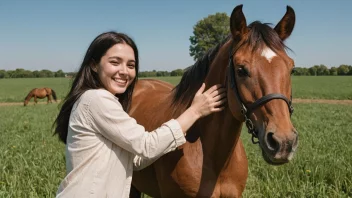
[130,79,175,197]
[130,79,174,118]
[134,79,173,96]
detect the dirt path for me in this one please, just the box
[0,99,351,106]
[0,100,62,106]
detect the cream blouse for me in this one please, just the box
[56,89,186,198]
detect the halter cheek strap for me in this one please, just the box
[227,42,294,144]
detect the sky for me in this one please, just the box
[0,0,351,72]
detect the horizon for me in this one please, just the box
[1,1,351,72]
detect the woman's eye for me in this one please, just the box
[111,61,119,65]
[128,65,135,69]
[237,67,249,77]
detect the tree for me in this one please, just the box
[39,69,54,77]
[348,66,352,75]
[337,65,349,75]
[189,12,230,61]
[55,69,65,77]
[317,64,329,76]
[0,70,6,78]
[170,69,184,76]
[308,67,317,76]
[329,67,338,76]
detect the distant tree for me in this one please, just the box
[6,70,15,78]
[317,64,329,76]
[308,67,317,76]
[39,69,54,77]
[293,67,310,76]
[156,71,169,77]
[65,72,77,78]
[32,70,40,78]
[189,12,230,61]
[170,69,184,76]
[293,67,303,76]
[0,70,6,78]
[348,65,352,75]
[329,67,338,76]
[337,64,349,75]
[55,69,65,77]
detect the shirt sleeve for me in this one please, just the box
[86,90,186,163]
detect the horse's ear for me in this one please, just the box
[274,6,295,41]
[230,4,248,41]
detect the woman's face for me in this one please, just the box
[96,43,136,95]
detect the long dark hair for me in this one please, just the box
[54,31,139,144]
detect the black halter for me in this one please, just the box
[227,42,294,144]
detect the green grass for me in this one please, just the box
[0,104,65,198]
[0,76,351,197]
[0,78,71,102]
[241,103,352,197]
[0,76,351,102]
[292,76,352,100]
[0,103,351,197]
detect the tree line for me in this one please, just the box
[1,64,351,79]
[0,68,186,79]
[293,64,352,76]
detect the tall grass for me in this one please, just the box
[0,104,65,198]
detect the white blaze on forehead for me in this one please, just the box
[261,47,277,63]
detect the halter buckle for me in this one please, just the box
[245,118,254,131]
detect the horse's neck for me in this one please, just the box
[197,41,243,170]
[197,107,243,171]
[26,92,34,100]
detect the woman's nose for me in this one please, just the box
[119,65,128,75]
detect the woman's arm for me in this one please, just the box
[87,90,185,159]
[87,84,225,162]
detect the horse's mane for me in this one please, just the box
[171,35,231,108]
[171,21,289,110]
[24,88,36,100]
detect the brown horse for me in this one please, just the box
[129,4,298,198]
[24,87,57,106]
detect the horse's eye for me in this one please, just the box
[237,67,249,77]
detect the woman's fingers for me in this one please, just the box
[209,87,226,98]
[212,92,227,102]
[204,84,223,95]
[211,97,227,108]
[196,83,206,95]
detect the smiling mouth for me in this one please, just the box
[113,78,127,85]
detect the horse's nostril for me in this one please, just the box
[266,132,280,152]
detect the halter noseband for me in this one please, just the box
[227,42,294,144]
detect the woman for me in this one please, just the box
[54,31,226,197]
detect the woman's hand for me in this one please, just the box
[190,83,227,118]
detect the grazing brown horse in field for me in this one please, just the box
[129,4,298,198]
[24,87,57,106]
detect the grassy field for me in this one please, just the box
[0,76,351,102]
[0,102,351,197]
[0,78,71,103]
[0,77,351,197]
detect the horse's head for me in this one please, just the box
[227,5,297,165]
[24,100,28,106]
